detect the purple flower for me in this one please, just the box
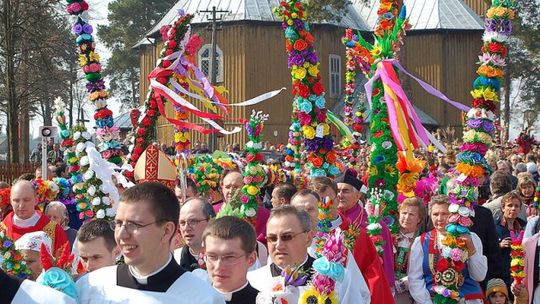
[483,121,495,133]
[293,19,304,31]
[3,240,12,247]
[304,138,320,152]
[466,119,482,129]
[322,138,333,150]
[72,23,83,35]
[442,289,451,297]
[86,79,106,92]
[82,24,93,34]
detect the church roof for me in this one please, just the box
[352,0,483,31]
[145,0,370,39]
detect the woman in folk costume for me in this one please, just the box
[394,197,426,303]
[496,191,527,292]
[518,205,540,303]
[408,195,487,303]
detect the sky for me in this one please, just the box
[13,0,539,143]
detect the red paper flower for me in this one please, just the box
[293,39,308,52]
[312,81,324,96]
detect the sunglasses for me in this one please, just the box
[265,231,308,243]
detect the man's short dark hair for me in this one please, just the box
[77,219,117,251]
[268,205,311,232]
[526,153,537,163]
[273,183,297,202]
[17,173,35,181]
[120,182,180,230]
[203,216,256,255]
[490,170,512,196]
[309,176,338,197]
[176,177,199,195]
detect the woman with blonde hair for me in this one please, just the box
[516,173,537,218]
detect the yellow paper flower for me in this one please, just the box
[308,65,319,77]
[79,55,88,66]
[246,185,259,196]
[385,164,396,177]
[482,87,499,102]
[321,123,330,135]
[368,165,378,176]
[511,259,524,267]
[303,125,315,139]
[292,67,307,80]
[371,44,382,57]
[89,51,100,62]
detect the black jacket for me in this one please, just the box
[471,204,503,290]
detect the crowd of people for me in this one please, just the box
[1,138,540,304]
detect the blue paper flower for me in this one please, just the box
[313,256,345,282]
[298,100,312,113]
[37,267,78,300]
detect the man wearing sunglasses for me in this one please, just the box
[174,197,215,271]
[77,182,224,303]
[247,206,313,293]
[203,216,259,304]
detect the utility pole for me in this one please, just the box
[199,6,229,152]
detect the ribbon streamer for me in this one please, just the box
[365,59,460,153]
[327,111,353,142]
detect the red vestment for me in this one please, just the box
[2,212,69,255]
[352,225,395,303]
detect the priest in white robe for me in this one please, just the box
[76,182,224,304]
[248,205,368,304]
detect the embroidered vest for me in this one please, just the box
[421,230,484,300]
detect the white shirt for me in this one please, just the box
[407,232,487,304]
[76,265,224,304]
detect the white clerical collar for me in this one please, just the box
[128,254,172,285]
[216,281,249,301]
[13,212,39,228]
[274,255,309,272]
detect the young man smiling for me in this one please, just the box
[76,182,223,303]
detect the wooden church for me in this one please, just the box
[136,0,492,148]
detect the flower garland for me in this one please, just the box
[54,99,80,183]
[314,197,334,257]
[274,0,339,177]
[434,1,516,302]
[34,179,60,204]
[300,229,345,304]
[342,0,407,234]
[284,118,302,172]
[365,189,386,256]
[239,110,268,225]
[66,0,123,165]
[0,228,31,279]
[73,126,116,221]
[341,28,368,165]
[124,12,194,180]
[190,155,224,196]
[510,230,525,284]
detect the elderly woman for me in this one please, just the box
[495,191,527,294]
[408,195,487,303]
[394,197,427,303]
[516,173,537,218]
[45,201,78,247]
